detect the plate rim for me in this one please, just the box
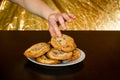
[27,48,86,67]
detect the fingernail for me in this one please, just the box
[58,33,62,37]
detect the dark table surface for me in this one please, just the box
[0,31,120,80]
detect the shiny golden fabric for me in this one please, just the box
[0,0,120,30]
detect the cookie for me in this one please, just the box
[51,34,77,52]
[47,48,73,60]
[24,42,50,58]
[36,55,61,64]
[70,48,80,61]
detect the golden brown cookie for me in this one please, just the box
[70,48,80,61]
[36,55,61,64]
[50,34,77,52]
[47,48,73,60]
[24,42,50,58]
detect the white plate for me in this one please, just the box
[27,49,86,67]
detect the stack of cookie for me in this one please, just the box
[24,34,80,64]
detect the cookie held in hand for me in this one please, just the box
[24,42,50,58]
[50,34,77,52]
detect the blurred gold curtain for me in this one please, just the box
[0,0,120,30]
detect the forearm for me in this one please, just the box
[10,0,57,20]
[10,0,76,37]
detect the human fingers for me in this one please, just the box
[68,13,76,19]
[62,13,76,22]
[48,25,56,37]
[57,14,67,30]
[49,23,61,37]
[48,16,62,37]
[62,13,72,22]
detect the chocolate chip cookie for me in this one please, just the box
[47,48,73,60]
[51,34,76,52]
[24,42,50,58]
[36,55,61,64]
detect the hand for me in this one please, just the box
[48,13,76,37]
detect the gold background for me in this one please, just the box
[0,0,120,30]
